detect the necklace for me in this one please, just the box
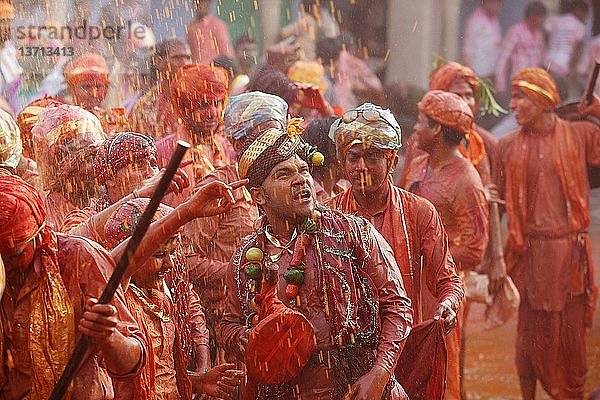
[129,284,171,322]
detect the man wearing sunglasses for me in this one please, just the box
[328,103,464,399]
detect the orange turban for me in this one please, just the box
[288,61,328,93]
[169,64,228,118]
[511,68,560,110]
[0,0,14,19]
[418,90,474,136]
[429,61,479,93]
[17,96,63,159]
[64,53,109,87]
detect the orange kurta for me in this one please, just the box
[494,118,600,399]
[407,155,488,400]
[328,182,464,323]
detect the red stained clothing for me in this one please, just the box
[186,164,259,338]
[407,156,489,271]
[494,118,600,398]
[328,183,464,323]
[45,191,79,232]
[1,234,146,399]
[130,83,184,140]
[115,287,210,400]
[221,208,413,399]
[494,118,599,316]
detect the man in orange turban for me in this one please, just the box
[156,63,232,207]
[402,61,497,187]
[0,175,147,399]
[64,53,110,111]
[64,53,130,134]
[418,61,508,398]
[494,67,599,400]
[130,38,192,139]
[409,90,490,400]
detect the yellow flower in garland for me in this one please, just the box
[287,117,305,138]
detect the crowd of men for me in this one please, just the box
[0,0,599,399]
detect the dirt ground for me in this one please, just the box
[463,188,600,399]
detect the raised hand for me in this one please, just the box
[136,160,192,197]
[183,179,249,218]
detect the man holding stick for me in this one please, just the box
[0,169,246,399]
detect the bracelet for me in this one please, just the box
[132,189,140,198]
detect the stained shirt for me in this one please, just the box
[221,209,413,399]
[408,156,489,271]
[186,15,233,64]
[329,183,464,323]
[0,234,145,399]
[495,22,546,91]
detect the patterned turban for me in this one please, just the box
[0,0,14,19]
[418,90,474,136]
[0,108,22,170]
[170,64,228,118]
[329,103,402,160]
[16,96,63,159]
[93,132,157,184]
[103,197,173,250]
[429,61,479,92]
[0,175,45,254]
[511,68,560,110]
[224,92,288,141]
[32,104,107,190]
[238,119,308,189]
[64,53,109,87]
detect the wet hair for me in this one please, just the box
[426,117,463,146]
[316,37,343,66]
[247,66,297,106]
[155,38,186,59]
[525,1,548,18]
[302,117,338,178]
[212,55,237,77]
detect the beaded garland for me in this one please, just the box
[242,211,322,314]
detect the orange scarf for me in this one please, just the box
[504,118,589,252]
[0,229,75,399]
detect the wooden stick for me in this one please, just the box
[585,62,600,105]
[49,141,190,400]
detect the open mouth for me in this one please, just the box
[294,187,312,202]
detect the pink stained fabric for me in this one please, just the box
[463,6,502,78]
[1,234,146,399]
[186,15,233,64]
[495,22,546,91]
